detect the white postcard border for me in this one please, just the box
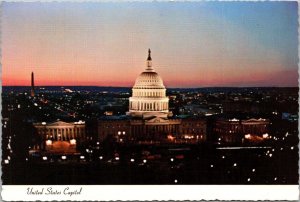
[1,185,299,201]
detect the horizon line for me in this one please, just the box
[2,85,299,88]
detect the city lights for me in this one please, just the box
[46,140,52,146]
[245,134,251,139]
[262,133,269,139]
[70,139,76,145]
[2,56,298,186]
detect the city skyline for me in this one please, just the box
[2,2,298,87]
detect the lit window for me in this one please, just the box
[46,140,52,146]
[70,139,76,145]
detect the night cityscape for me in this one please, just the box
[2,1,298,188]
[2,82,298,184]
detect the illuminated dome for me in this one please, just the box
[133,72,165,89]
[127,49,172,119]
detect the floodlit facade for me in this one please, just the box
[213,118,270,143]
[98,50,207,144]
[127,49,172,119]
[33,120,86,153]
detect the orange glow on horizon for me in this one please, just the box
[2,3,298,87]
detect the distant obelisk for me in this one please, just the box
[31,72,35,97]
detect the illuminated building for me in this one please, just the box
[98,50,206,143]
[213,118,270,143]
[33,120,86,153]
[127,49,172,118]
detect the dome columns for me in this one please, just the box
[129,98,169,112]
[132,88,166,98]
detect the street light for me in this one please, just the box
[46,140,52,146]
[262,133,269,139]
[70,139,76,145]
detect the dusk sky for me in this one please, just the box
[2,2,298,87]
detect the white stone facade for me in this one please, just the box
[127,49,171,118]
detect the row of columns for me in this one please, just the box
[215,124,268,135]
[131,124,180,136]
[133,90,165,97]
[130,101,168,111]
[39,127,85,141]
[242,124,268,134]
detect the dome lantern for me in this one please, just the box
[146,48,153,71]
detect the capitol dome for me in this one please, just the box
[133,72,165,89]
[127,49,172,119]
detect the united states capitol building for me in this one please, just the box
[32,49,270,153]
[97,49,207,144]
